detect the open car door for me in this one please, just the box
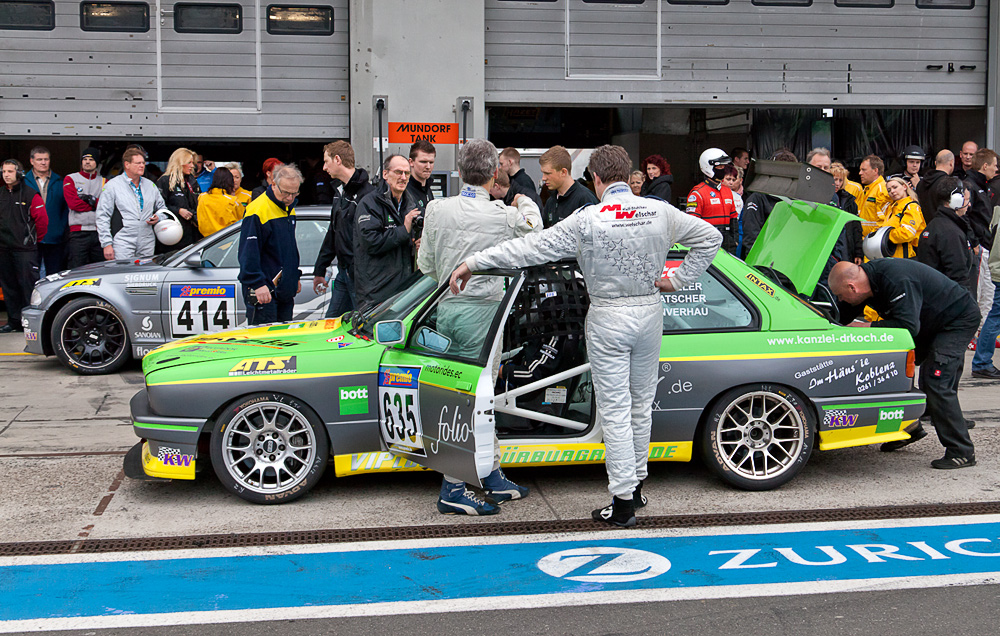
[375,271,525,485]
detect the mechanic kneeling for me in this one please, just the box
[829,259,979,469]
[417,138,543,516]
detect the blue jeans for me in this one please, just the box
[973,280,1000,370]
[325,269,355,318]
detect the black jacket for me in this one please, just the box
[740,191,780,257]
[502,179,542,208]
[915,169,949,223]
[541,181,598,228]
[405,177,434,215]
[962,170,993,249]
[155,173,201,251]
[353,188,415,308]
[989,175,1000,208]
[917,205,976,296]
[640,174,673,203]
[0,181,44,251]
[510,169,536,195]
[839,258,979,358]
[836,189,864,262]
[313,168,374,278]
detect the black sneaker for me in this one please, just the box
[931,454,976,469]
[633,479,647,509]
[592,496,637,527]
[972,366,1000,379]
[965,418,977,430]
[0,324,16,333]
[880,425,927,452]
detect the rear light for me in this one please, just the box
[906,350,915,378]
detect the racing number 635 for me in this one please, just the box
[382,391,418,444]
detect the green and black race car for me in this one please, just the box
[125,200,925,504]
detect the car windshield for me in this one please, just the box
[349,274,438,334]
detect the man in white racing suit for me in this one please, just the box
[452,145,721,527]
[97,147,167,260]
[418,138,543,516]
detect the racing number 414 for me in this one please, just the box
[176,300,230,332]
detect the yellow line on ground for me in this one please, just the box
[0,353,36,356]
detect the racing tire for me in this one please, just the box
[701,384,815,491]
[210,393,329,504]
[51,297,131,375]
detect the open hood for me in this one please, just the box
[744,199,853,296]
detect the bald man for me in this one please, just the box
[915,150,954,216]
[829,259,979,469]
[954,141,978,181]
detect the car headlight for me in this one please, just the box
[30,289,41,307]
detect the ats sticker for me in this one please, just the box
[339,385,369,415]
[229,355,297,376]
[61,278,100,289]
[24,331,38,341]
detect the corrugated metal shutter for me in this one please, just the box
[485,0,987,107]
[0,0,350,138]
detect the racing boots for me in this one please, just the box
[437,480,500,516]
[482,467,529,503]
[633,479,647,509]
[592,496,637,528]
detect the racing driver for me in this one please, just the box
[451,145,722,527]
[418,138,542,516]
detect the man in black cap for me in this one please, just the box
[829,259,979,469]
[63,147,106,268]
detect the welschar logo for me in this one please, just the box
[876,407,905,432]
[339,386,369,415]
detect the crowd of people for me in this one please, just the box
[1,134,997,522]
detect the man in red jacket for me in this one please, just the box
[0,159,47,332]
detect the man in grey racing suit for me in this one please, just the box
[418,138,543,516]
[452,145,722,527]
[97,147,167,260]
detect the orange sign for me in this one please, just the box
[388,122,459,145]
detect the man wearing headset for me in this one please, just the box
[0,159,48,333]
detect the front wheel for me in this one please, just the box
[50,297,131,375]
[210,393,329,504]
[701,384,814,491]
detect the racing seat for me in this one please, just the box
[496,261,590,435]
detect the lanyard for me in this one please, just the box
[129,180,144,210]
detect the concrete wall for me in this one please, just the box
[349,0,486,177]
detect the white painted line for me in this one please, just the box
[2,513,999,567]
[1,571,998,633]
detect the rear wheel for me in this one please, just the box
[210,393,329,504]
[701,384,814,491]
[50,297,131,375]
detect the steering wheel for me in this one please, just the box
[811,282,841,324]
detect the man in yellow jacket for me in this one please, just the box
[857,155,893,235]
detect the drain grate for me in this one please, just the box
[3,501,999,557]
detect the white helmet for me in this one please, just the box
[863,226,894,261]
[699,148,732,179]
[153,209,183,246]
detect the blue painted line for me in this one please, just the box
[2,521,1000,622]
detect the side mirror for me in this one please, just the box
[183,252,203,268]
[374,320,405,346]
[414,326,451,353]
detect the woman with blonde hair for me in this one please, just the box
[879,176,926,259]
[155,147,201,251]
[197,169,243,237]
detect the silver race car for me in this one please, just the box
[22,206,334,375]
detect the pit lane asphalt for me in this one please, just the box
[1,330,999,544]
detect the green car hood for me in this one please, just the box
[143,317,374,375]
[745,199,854,296]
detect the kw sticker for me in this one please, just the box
[229,356,297,377]
[823,409,860,428]
[61,278,100,289]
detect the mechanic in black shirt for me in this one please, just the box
[917,176,977,297]
[538,145,598,228]
[313,141,376,317]
[488,169,542,209]
[829,259,979,469]
[404,140,436,216]
[499,147,538,197]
